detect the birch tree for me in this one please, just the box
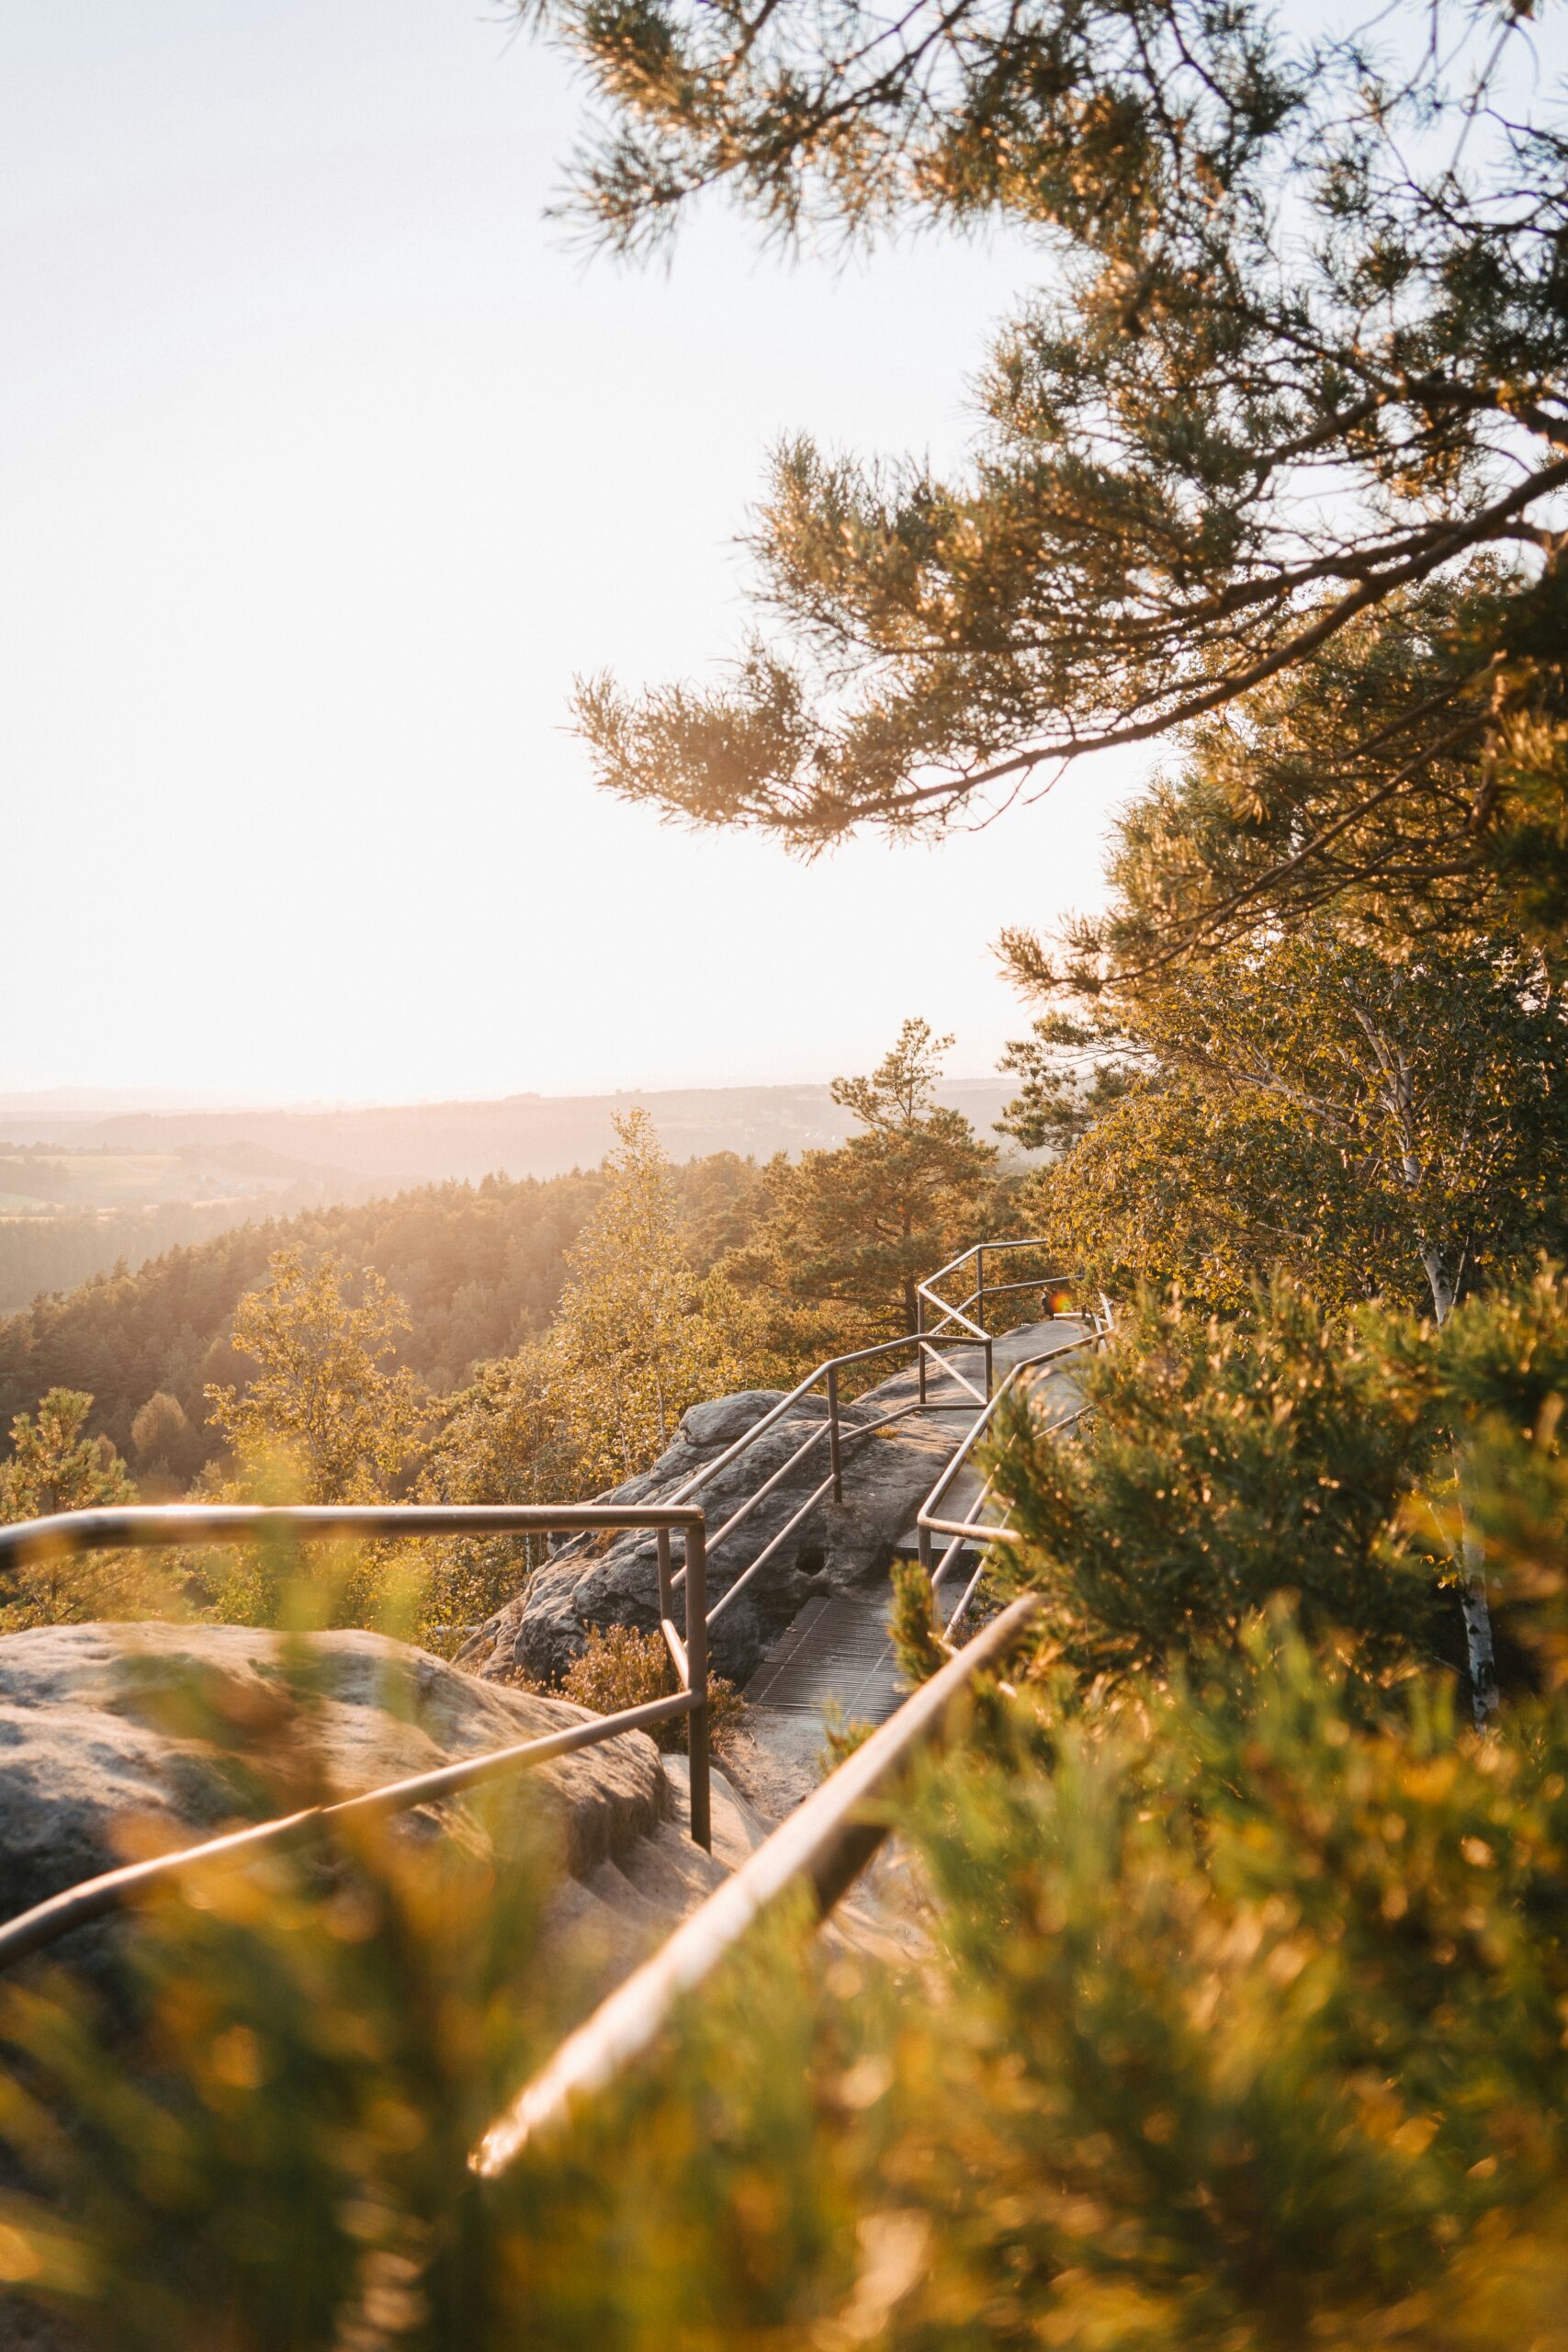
[1022,929,1568,1721]
[207,1251,427,1504]
[1026,933,1568,1326]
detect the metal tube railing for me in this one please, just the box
[916,1239,1077,1345]
[668,1399,926,1597]
[908,1309,1111,1653]
[705,1469,838,1628]
[702,1420,831,1555]
[0,1500,717,1971]
[662,1329,984,1512]
[0,1689,701,1975]
[471,1589,1043,2171]
[0,1247,1098,1983]
[0,1502,707,1567]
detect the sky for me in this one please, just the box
[2,0,1140,1107]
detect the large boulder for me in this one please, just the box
[461,1378,955,1689]
[0,1621,667,1973]
[0,1625,757,2352]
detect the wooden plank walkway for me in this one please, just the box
[739,1320,1092,1786]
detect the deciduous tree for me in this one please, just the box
[430,1112,753,1516]
[206,1251,427,1504]
[1020,932,1568,1321]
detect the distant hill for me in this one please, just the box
[0,1080,1031,1339]
[0,1079,1020,1191]
[0,1155,780,1476]
[0,1169,609,1473]
[0,1086,248,1140]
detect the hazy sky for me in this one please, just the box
[3,0,1139,1105]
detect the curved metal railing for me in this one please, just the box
[0,1241,1101,1986]
[465,1283,1118,2165]
[0,1500,713,1969]
[917,1291,1113,1639]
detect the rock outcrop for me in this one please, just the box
[459,1377,956,1689]
[0,1623,779,2352]
[0,1622,667,1973]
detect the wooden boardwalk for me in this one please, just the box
[739,1320,1091,1785]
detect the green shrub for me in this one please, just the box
[987,1279,1450,1693]
[9,1614,1568,2350]
[559,1623,745,1757]
[8,1277,1568,2349]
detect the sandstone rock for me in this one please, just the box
[459,1374,956,1689]
[0,1621,666,1971]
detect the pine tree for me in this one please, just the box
[0,1387,135,1524]
[731,1019,1006,1337]
[0,1386,146,1630]
[529,0,1568,948]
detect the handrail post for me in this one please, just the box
[656,1527,673,1618]
[975,1244,985,1334]
[916,1292,928,1405]
[826,1364,843,1502]
[984,1333,994,1403]
[684,1521,712,1852]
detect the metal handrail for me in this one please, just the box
[471,1589,1042,2171]
[914,1302,1113,1639]
[657,1241,1075,1534]
[0,1242,1095,1976]
[918,1333,1101,1552]
[0,1500,714,1970]
[469,1278,1116,2163]
[916,1235,1068,1340]
[0,1690,699,1975]
[665,1325,993,1517]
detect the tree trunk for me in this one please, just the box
[1422,1247,1460,1325]
[1453,1450,1501,1732]
[1424,1249,1497,1728]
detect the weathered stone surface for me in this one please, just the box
[459,1377,955,1689]
[0,1622,667,1955]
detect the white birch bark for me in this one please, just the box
[1427,1261,1498,1735]
[1456,1487,1501,1731]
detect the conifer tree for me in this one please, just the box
[525,0,1568,948]
[0,1387,135,1525]
[730,1019,1006,1336]
[0,1386,144,1629]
